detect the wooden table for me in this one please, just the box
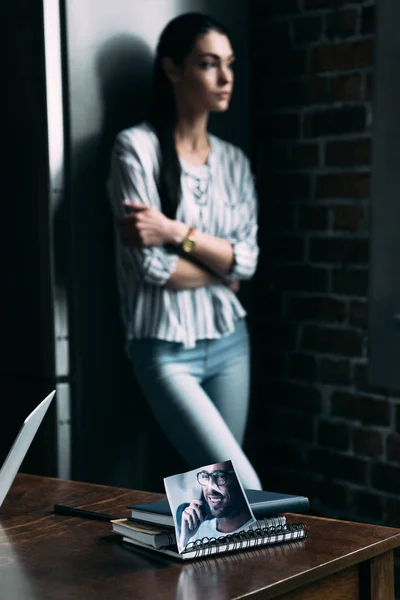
[1,474,399,599]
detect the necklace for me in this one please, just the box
[181,163,211,207]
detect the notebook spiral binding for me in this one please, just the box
[183,522,307,557]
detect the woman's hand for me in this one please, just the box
[117,201,176,247]
[226,280,240,293]
[117,202,238,281]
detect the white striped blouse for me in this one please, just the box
[108,122,259,349]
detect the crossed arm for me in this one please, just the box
[109,134,258,290]
[117,201,236,290]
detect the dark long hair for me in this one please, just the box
[148,13,230,219]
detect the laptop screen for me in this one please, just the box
[0,390,55,507]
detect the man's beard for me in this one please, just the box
[207,491,238,518]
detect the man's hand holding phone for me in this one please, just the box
[179,499,205,548]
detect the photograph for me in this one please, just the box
[164,460,256,553]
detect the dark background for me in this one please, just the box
[249,0,400,591]
[4,0,400,586]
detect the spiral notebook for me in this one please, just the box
[120,460,307,560]
[121,520,307,560]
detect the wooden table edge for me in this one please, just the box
[11,475,400,600]
[234,529,400,599]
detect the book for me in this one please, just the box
[111,519,176,549]
[119,460,308,561]
[128,489,309,527]
[112,515,288,549]
[120,521,307,561]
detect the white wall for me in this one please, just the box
[56,0,251,489]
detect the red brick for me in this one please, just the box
[325,139,371,167]
[311,40,374,72]
[304,106,366,137]
[291,143,320,168]
[316,173,370,198]
[330,74,363,101]
[269,381,322,413]
[317,420,350,450]
[331,268,369,296]
[326,8,359,39]
[351,362,388,397]
[294,15,323,43]
[309,237,369,265]
[301,326,362,356]
[320,358,351,385]
[249,0,381,530]
[289,353,318,380]
[287,295,347,322]
[352,361,368,390]
[387,435,400,462]
[333,389,361,419]
[333,205,365,231]
[273,265,329,292]
[353,428,383,458]
[298,206,328,230]
[331,392,390,426]
[349,300,368,328]
[266,78,329,110]
[300,77,330,106]
[351,490,383,521]
[371,463,400,495]
[308,447,366,484]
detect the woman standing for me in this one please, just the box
[108,13,262,489]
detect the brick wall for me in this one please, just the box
[247,0,400,529]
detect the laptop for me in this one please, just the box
[0,390,56,507]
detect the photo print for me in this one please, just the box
[164,460,256,553]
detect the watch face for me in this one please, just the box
[182,237,195,253]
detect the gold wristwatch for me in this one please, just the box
[182,227,196,253]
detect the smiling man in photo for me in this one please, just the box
[178,460,255,549]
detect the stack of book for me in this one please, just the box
[112,489,309,560]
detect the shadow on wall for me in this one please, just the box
[57,34,187,491]
[97,34,153,172]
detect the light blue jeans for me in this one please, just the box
[129,319,262,490]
